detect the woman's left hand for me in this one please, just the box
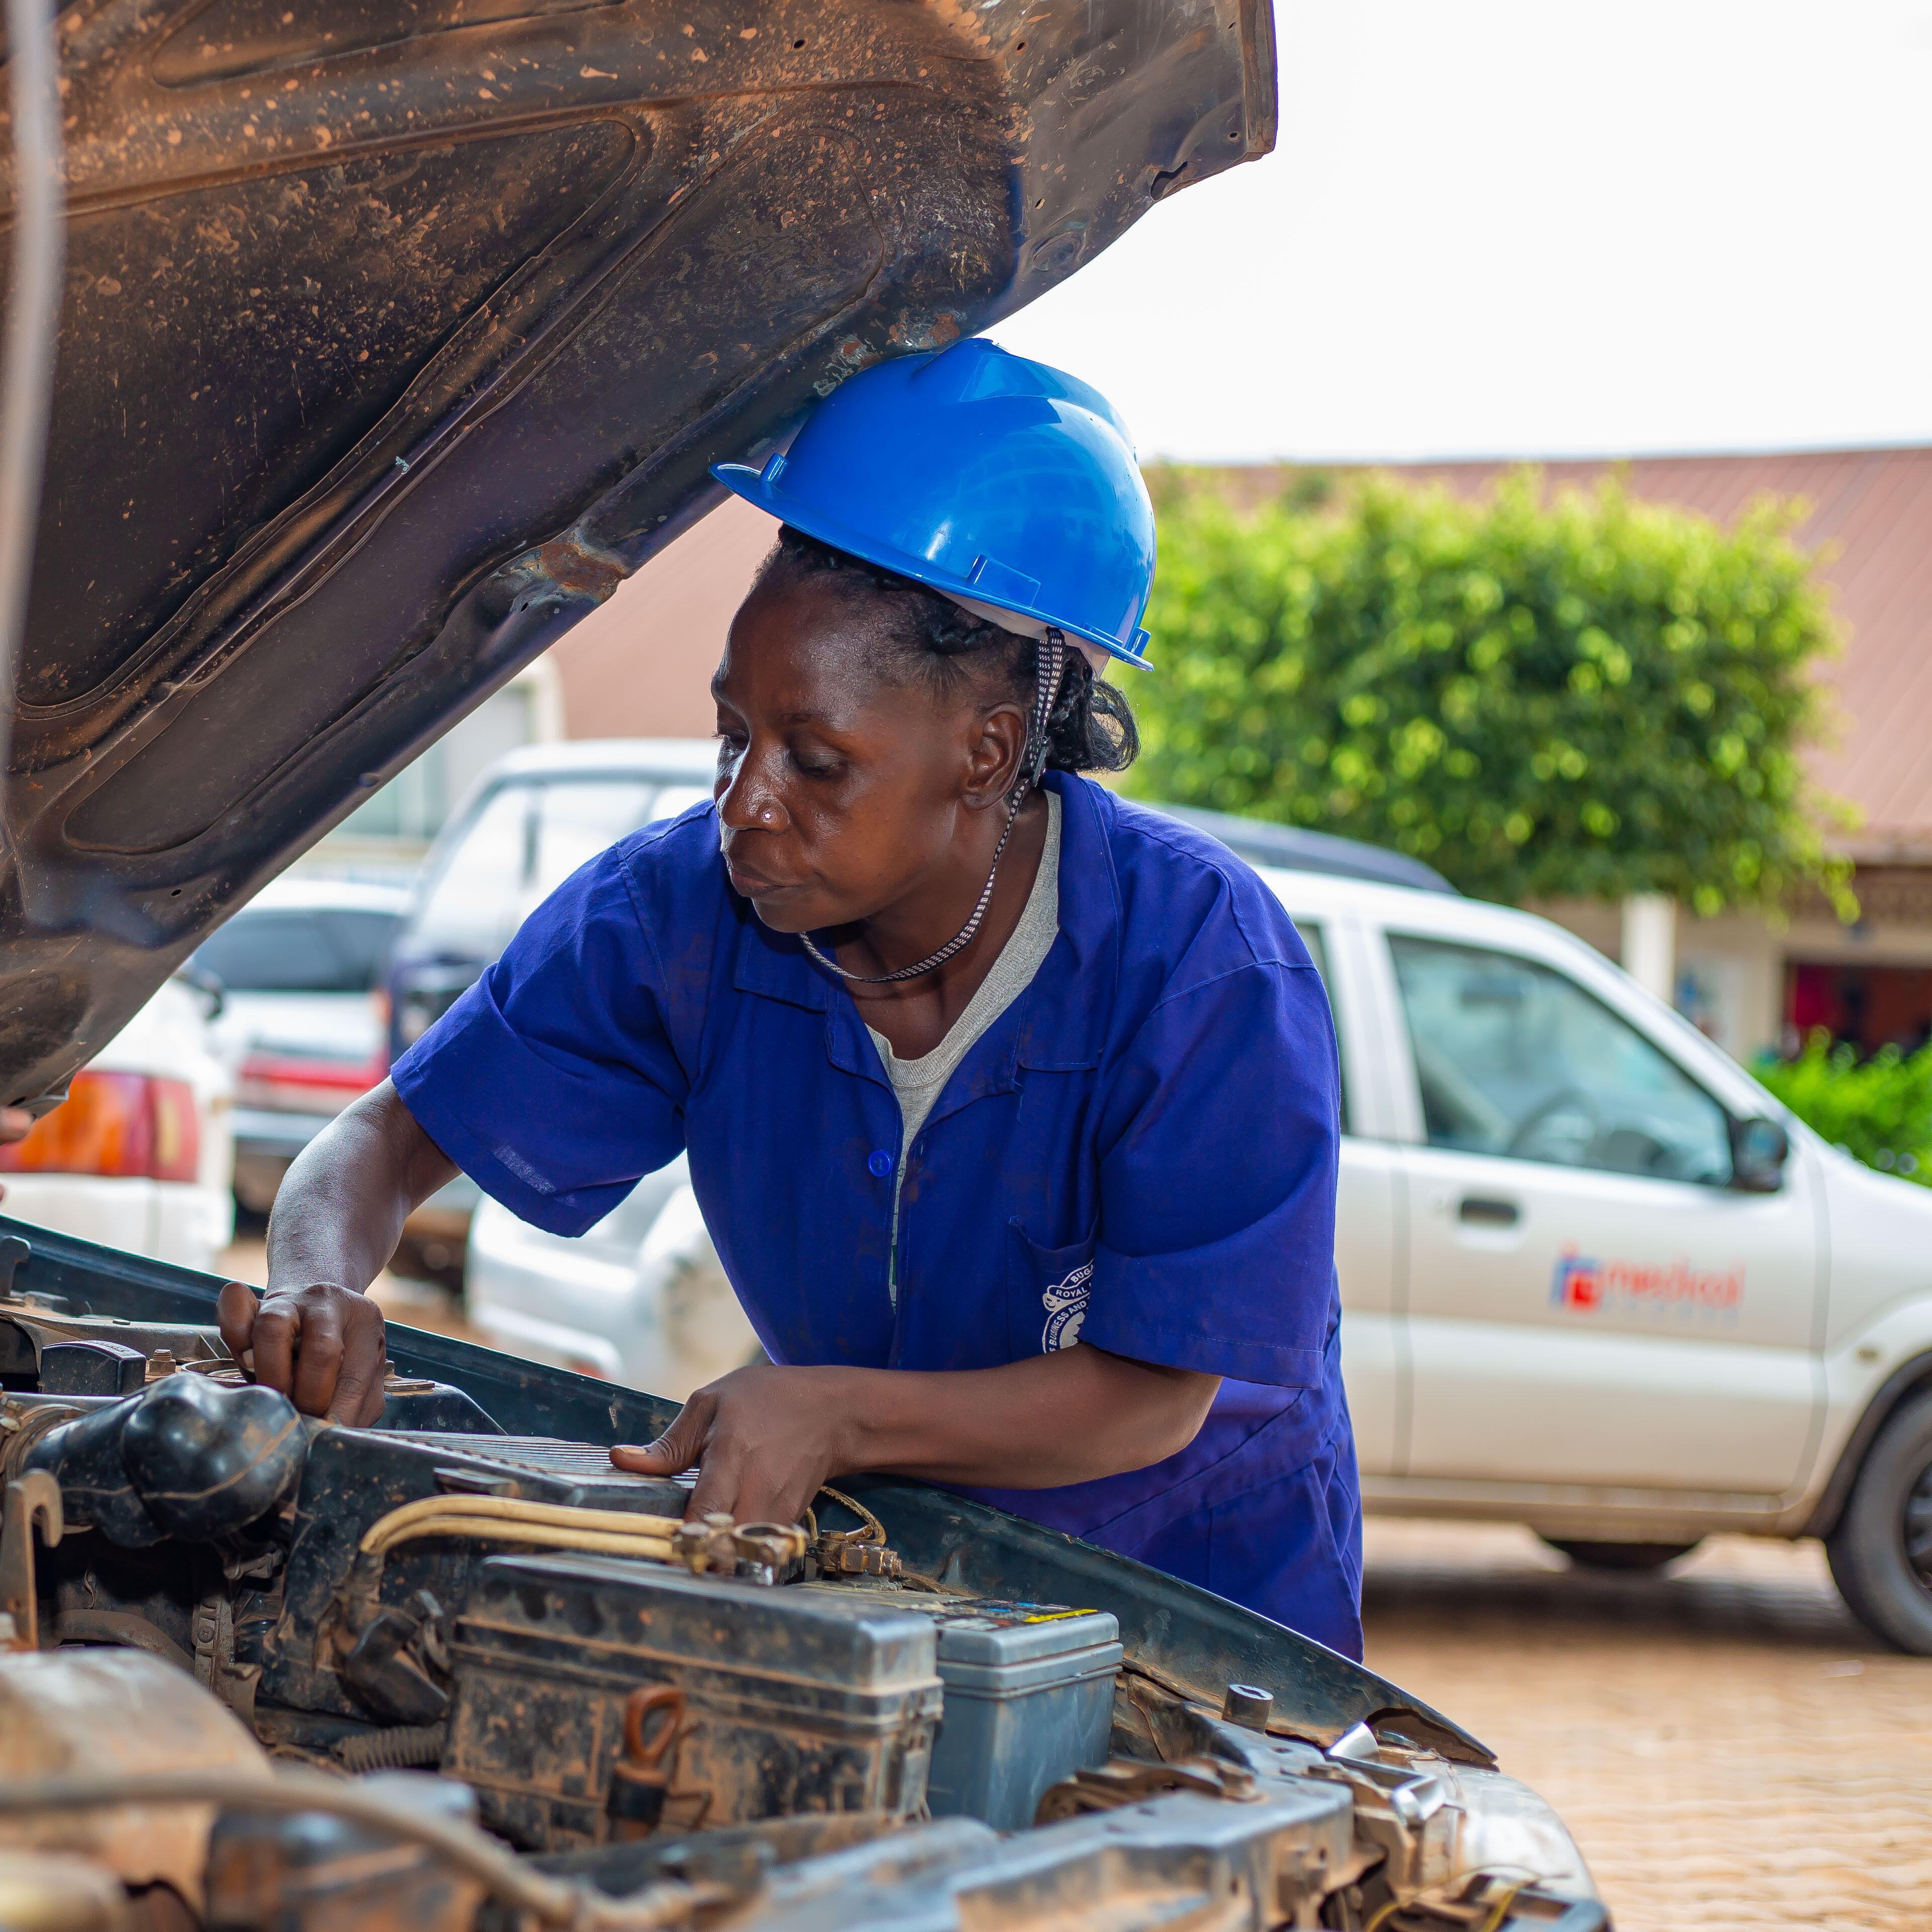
[612,1363,854,1525]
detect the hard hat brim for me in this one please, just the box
[712,461,1153,672]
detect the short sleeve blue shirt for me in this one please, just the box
[393,772,1361,1655]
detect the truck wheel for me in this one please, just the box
[1826,1389,1932,1653]
[1540,1537,1701,1572]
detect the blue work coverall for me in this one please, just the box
[394,770,1362,1656]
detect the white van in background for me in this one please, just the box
[384,740,719,1058]
[390,741,722,1287]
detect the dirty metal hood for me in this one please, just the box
[0,0,1274,1105]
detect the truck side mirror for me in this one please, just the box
[1730,1116,1789,1192]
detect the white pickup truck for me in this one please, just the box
[1282,863,1932,1655]
[449,756,1932,1654]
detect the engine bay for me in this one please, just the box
[0,1243,1604,1932]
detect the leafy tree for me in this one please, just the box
[1129,468,1852,915]
[1756,1035,1932,1186]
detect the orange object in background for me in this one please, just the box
[0,1070,201,1183]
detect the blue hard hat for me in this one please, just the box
[711,337,1155,670]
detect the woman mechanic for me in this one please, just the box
[221,339,1361,1656]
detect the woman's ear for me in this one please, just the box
[962,698,1028,809]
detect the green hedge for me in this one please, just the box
[1130,468,1852,915]
[1755,1034,1932,1185]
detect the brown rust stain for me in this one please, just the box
[533,534,630,604]
[884,308,966,352]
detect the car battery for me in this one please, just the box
[444,1554,943,1847]
[915,1599,1123,1829]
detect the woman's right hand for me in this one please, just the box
[218,1278,390,1426]
[232,1080,454,1427]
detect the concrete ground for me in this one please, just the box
[1364,1519,1932,1932]
[218,1240,1927,1929]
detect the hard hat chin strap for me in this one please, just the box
[801,633,1067,986]
[1019,629,1068,802]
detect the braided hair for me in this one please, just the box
[752,527,1139,776]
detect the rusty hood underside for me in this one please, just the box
[0,0,1274,1103]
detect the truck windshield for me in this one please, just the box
[1388,934,1732,1185]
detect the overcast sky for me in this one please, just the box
[990,0,1932,463]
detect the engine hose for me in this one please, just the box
[343,1494,685,1635]
[0,1771,723,1930]
[365,1517,677,1563]
[0,1401,80,1484]
[336,1723,447,1773]
[359,1494,684,1559]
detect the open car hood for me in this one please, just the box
[0,0,1275,1105]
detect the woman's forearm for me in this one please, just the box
[839,1346,1219,1490]
[614,1344,1221,1523]
[267,1079,456,1295]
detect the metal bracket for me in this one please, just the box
[192,1588,234,1691]
[1324,1722,1449,1828]
[0,1237,30,1300]
[1035,1754,1259,1823]
[0,1469,64,1650]
[812,1538,903,1581]
[672,1514,808,1586]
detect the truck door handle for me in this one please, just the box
[1457,1196,1519,1228]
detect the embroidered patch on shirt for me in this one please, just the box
[1041,1261,1093,1352]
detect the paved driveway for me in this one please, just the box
[1364,1520,1932,1931]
